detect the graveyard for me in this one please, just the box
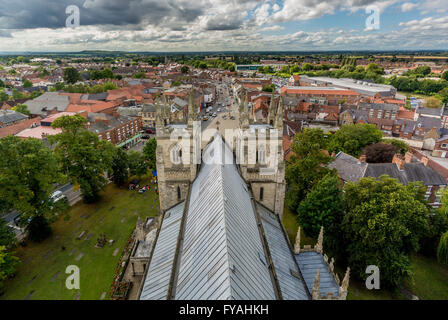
[1,179,159,300]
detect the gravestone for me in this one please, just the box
[75,252,84,261]
[76,231,87,240]
[51,272,60,282]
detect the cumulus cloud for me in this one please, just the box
[0,0,447,51]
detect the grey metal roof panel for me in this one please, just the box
[295,251,340,297]
[140,201,184,300]
[175,135,276,300]
[257,203,310,300]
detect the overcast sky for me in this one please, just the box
[0,0,447,52]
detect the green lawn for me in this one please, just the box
[403,254,448,300]
[282,207,318,248]
[0,177,159,300]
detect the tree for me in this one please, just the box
[302,63,313,71]
[0,220,16,249]
[0,136,65,241]
[22,79,32,88]
[342,176,430,287]
[128,151,149,178]
[328,123,383,158]
[382,138,410,156]
[0,91,8,102]
[63,67,80,84]
[437,231,448,265]
[297,171,343,256]
[363,142,397,163]
[11,104,30,116]
[442,71,448,81]
[285,128,333,212]
[181,65,189,74]
[0,246,20,289]
[110,148,129,186]
[50,115,115,203]
[143,138,157,171]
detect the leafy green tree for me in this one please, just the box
[0,90,8,102]
[302,63,313,71]
[328,123,383,158]
[0,220,16,249]
[342,176,430,287]
[50,115,115,203]
[285,128,333,212]
[437,231,448,265]
[442,71,448,81]
[11,104,30,116]
[297,171,343,256]
[0,136,64,241]
[0,246,20,289]
[181,65,189,74]
[0,79,4,87]
[382,138,410,156]
[143,138,157,171]
[103,81,118,91]
[110,148,129,186]
[12,89,25,100]
[63,67,80,84]
[22,79,32,88]
[128,151,149,178]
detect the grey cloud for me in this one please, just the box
[0,0,204,30]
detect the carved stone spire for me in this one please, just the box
[314,226,324,254]
[312,268,321,300]
[338,267,350,300]
[294,227,301,254]
[329,257,335,273]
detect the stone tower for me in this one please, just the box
[155,91,199,212]
[237,90,286,218]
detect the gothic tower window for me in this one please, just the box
[177,186,181,200]
[260,187,264,201]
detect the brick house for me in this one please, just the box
[87,112,142,148]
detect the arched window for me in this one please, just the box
[177,186,181,200]
[260,187,264,201]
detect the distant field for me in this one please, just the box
[0,178,159,300]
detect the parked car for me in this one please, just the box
[50,190,67,203]
[212,113,217,117]
[202,116,209,121]
[145,128,155,134]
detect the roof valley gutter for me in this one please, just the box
[271,202,312,300]
[167,181,193,300]
[250,189,283,300]
[136,210,164,300]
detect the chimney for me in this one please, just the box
[421,156,429,167]
[404,152,413,163]
[392,154,405,170]
[359,154,367,163]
